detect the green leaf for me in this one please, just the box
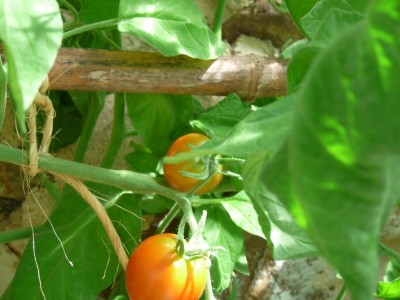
[125,151,159,173]
[385,259,400,282]
[264,1,400,299]
[164,96,294,163]
[244,151,317,259]
[126,94,195,156]
[118,0,226,59]
[300,0,367,39]
[191,94,251,140]
[0,57,6,131]
[0,0,63,132]
[287,45,320,93]
[234,246,249,276]
[2,184,142,300]
[376,279,400,299]
[220,191,265,239]
[140,194,174,215]
[198,206,243,293]
[80,0,120,23]
[284,0,318,36]
[285,0,367,39]
[286,1,368,93]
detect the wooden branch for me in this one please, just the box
[1,47,287,100]
[48,48,287,100]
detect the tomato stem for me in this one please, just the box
[156,203,180,234]
[212,0,228,40]
[100,93,126,168]
[58,0,80,31]
[63,18,121,39]
[205,270,218,300]
[73,92,105,163]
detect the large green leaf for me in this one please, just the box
[164,95,294,163]
[285,0,367,39]
[80,0,120,23]
[0,0,63,132]
[376,279,400,299]
[284,0,318,33]
[118,0,226,59]
[286,1,368,93]
[244,151,317,259]
[263,1,400,299]
[2,184,142,300]
[126,94,197,156]
[220,191,265,239]
[190,94,250,140]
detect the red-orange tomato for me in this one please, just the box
[163,133,223,195]
[125,233,207,300]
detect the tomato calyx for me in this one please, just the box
[180,154,222,195]
[163,133,223,195]
[179,154,220,180]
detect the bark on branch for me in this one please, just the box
[1,47,287,100]
[49,48,287,100]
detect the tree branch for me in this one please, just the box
[47,48,287,101]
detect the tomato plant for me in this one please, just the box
[1,0,400,300]
[125,233,207,300]
[163,133,223,195]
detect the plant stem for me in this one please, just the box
[0,144,197,229]
[73,92,105,162]
[58,0,80,31]
[205,269,217,300]
[39,173,59,201]
[155,203,180,234]
[212,0,228,40]
[100,93,126,168]
[63,18,121,39]
[335,284,347,300]
[379,242,400,262]
[0,227,34,243]
[0,56,6,131]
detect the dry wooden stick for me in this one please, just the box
[48,48,287,100]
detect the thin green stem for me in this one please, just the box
[0,227,35,243]
[63,18,121,39]
[212,0,228,40]
[100,93,126,168]
[192,198,225,206]
[0,144,195,228]
[335,284,347,300]
[73,92,105,163]
[99,31,122,50]
[227,275,238,300]
[379,242,400,262]
[156,203,180,234]
[39,173,59,201]
[205,269,217,300]
[58,0,80,31]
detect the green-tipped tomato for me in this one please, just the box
[163,133,223,194]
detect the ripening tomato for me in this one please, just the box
[125,233,207,300]
[163,133,223,194]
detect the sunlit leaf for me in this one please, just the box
[0,0,63,132]
[264,1,400,298]
[118,0,225,59]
